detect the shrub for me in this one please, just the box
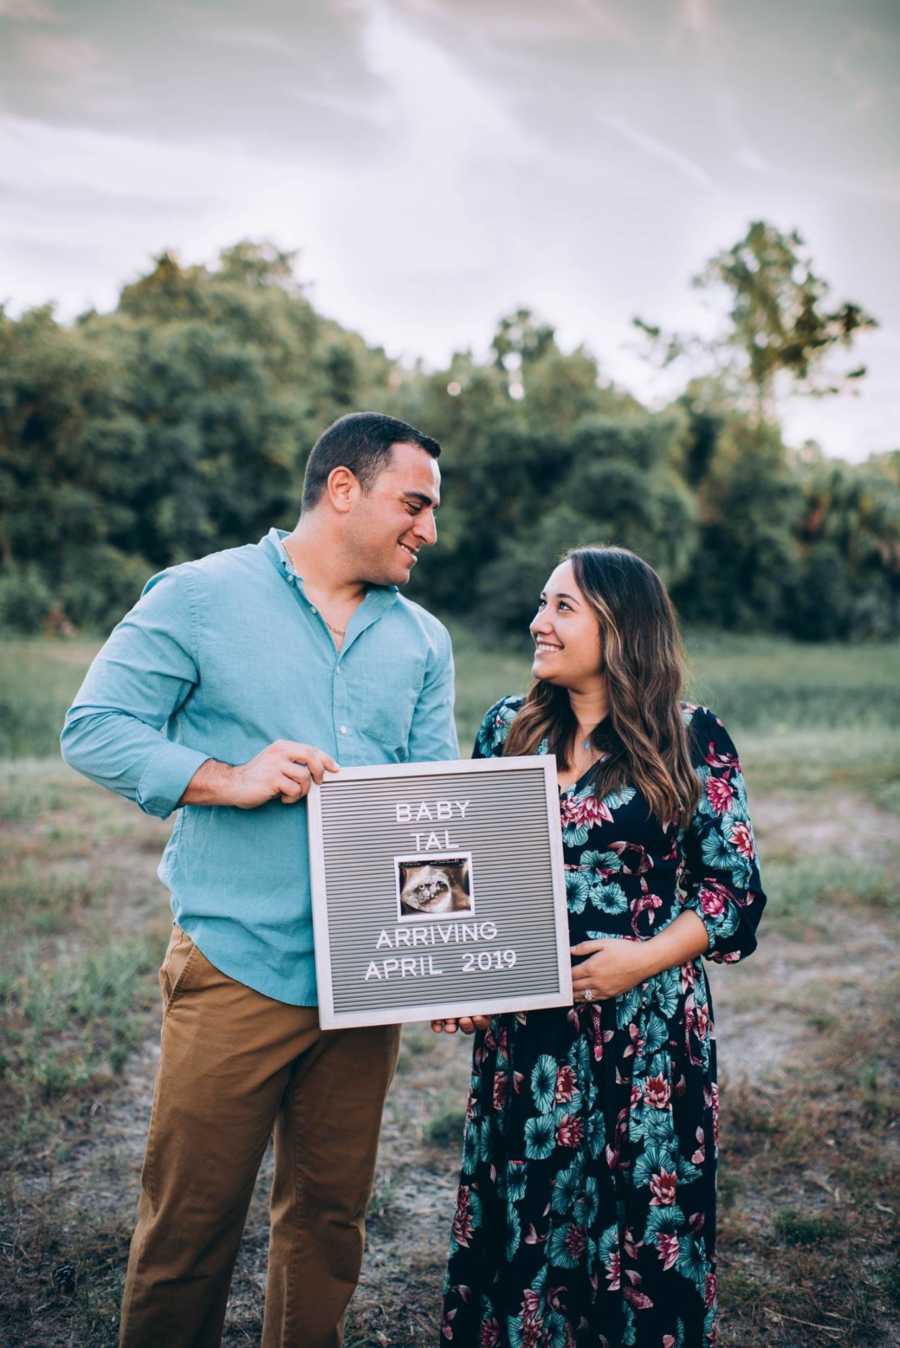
[58,547,154,632]
[0,567,54,633]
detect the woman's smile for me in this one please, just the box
[529,559,603,688]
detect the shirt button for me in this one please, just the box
[340,725,349,735]
[310,606,317,614]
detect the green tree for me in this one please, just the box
[672,419,803,631]
[490,307,556,374]
[0,244,399,630]
[791,451,900,638]
[636,220,878,421]
[1,234,894,642]
[478,414,697,633]
[391,312,648,617]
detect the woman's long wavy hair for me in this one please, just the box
[504,546,700,828]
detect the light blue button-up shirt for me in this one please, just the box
[61,528,458,1004]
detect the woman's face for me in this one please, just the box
[529,559,604,692]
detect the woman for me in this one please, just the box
[434,546,765,1348]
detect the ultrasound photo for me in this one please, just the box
[395,854,474,920]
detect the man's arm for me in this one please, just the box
[406,623,459,762]
[61,568,338,815]
[61,568,210,818]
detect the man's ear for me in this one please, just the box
[326,465,360,514]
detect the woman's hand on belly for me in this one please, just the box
[570,937,653,1001]
[571,911,709,1002]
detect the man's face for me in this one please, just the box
[348,441,441,586]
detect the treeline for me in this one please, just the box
[1,237,898,641]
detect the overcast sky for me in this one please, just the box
[2,0,898,462]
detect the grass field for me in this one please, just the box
[1,631,898,1346]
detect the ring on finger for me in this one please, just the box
[582,988,594,1002]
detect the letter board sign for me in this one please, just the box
[308,756,572,1029]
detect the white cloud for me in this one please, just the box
[678,0,714,36]
[0,0,57,17]
[598,113,715,189]
[0,0,896,463]
[18,30,101,76]
[734,146,770,173]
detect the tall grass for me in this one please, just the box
[1,935,160,1133]
[3,630,899,757]
[448,624,900,745]
[762,856,896,933]
[683,631,900,731]
[1,630,898,1107]
[0,630,898,1347]
[0,639,98,757]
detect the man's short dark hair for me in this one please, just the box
[301,412,441,511]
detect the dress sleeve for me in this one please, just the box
[679,707,766,964]
[471,695,523,760]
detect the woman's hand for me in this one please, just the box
[570,938,653,1001]
[571,914,709,1004]
[431,1016,492,1034]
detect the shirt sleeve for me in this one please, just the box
[406,621,460,763]
[60,567,210,819]
[679,707,766,964]
[471,695,524,759]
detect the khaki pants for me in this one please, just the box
[119,926,400,1348]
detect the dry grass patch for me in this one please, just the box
[1,631,898,1346]
[716,983,900,1347]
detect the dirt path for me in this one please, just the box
[6,787,898,1346]
[25,902,892,1346]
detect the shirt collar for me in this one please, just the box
[259,527,300,581]
[257,527,400,615]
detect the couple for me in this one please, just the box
[62,411,765,1348]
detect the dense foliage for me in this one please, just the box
[1,236,897,640]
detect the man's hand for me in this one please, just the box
[431,1015,492,1035]
[182,742,339,809]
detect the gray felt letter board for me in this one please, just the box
[308,756,572,1028]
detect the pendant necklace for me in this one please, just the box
[581,725,608,758]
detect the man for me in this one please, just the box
[61,412,458,1348]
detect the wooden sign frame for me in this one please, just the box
[307,756,572,1029]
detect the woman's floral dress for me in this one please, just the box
[440,697,766,1348]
